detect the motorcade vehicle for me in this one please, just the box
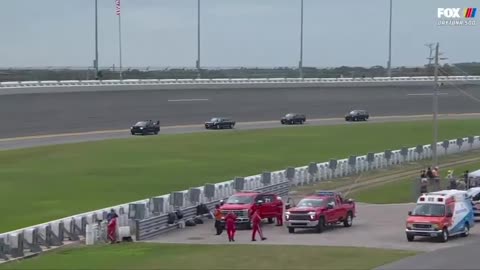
[345,110,369,121]
[204,117,236,129]
[285,191,356,233]
[281,113,306,125]
[130,120,160,135]
[219,191,283,229]
[405,190,474,242]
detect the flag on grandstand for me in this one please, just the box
[115,0,121,16]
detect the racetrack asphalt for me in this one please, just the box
[2,113,480,151]
[1,84,480,139]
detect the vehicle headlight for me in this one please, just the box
[432,224,439,229]
[406,222,413,229]
[285,211,290,215]
[140,127,143,129]
[308,211,316,219]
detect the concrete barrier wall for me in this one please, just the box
[1,135,480,261]
[0,76,479,95]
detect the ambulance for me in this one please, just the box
[405,190,474,242]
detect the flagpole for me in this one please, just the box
[116,0,123,80]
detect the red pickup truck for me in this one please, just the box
[285,191,356,233]
[219,191,283,229]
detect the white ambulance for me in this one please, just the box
[405,190,475,242]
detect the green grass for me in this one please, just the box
[351,162,480,204]
[0,243,418,270]
[1,119,480,232]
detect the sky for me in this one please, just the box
[0,0,478,68]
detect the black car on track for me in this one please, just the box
[281,113,306,125]
[130,120,160,135]
[205,117,235,129]
[345,110,369,121]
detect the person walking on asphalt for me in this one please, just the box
[251,209,266,241]
[225,211,237,242]
[213,204,224,235]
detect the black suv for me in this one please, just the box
[205,117,236,129]
[130,120,160,135]
[281,113,306,125]
[345,110,369,121]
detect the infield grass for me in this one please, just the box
[1,119,480,232]
[0,242,418,270]
[350,161,480,204]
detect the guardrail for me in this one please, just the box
[0,76,479,89]
[1,135,480,262]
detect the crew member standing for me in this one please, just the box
[251,209,266,241]
[107,213,118,244]
[213,204,224,235]
[225,211,237,242]
[276,203,283,226]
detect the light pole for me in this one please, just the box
[387,0,392,77]
[196,0,201,79]
[299,0,304,79]
[94,0,99,79]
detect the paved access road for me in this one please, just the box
[146,203,480,253]
[1,84,480,139]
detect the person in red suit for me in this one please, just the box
[251,209,266,241]
[107,214,118,244]
[225,211,237,242]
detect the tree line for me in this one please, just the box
[0,63,479,82]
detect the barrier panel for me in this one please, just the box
[1,76,479,91]
[1,135,480,262]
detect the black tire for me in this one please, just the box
[316,217,325,233]
[246,222,252,230]
[288,227,295,233]
[461,223,470,237]
[343,212,353,227]
[438,228,449,242]
[267,218,274,224]
[154,131,159,135]
[131,132,135,135]
[406,234,414,242]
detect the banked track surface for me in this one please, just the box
[1,84,480,139]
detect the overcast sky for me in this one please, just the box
[0,0,478,68]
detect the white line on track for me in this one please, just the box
[168,98,209,102]
[407,93,449,96]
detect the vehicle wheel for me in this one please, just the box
[288,227,295,234]
[438,228,449,242]
[131,132,134,135]
[461,223,470,237]
[154,131,159,135]
[245,221,252,230]
[267,218,274,224]
[343,212,353,227]
[406,234,414,242]
[316,217,325,233]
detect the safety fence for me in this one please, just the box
[0,75,479,89]
[1,135,480,262]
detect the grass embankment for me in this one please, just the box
[350,160,480,204]
[1,119,480,232]
[0,243,418,270]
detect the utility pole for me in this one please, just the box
[94,0,99,79]
[196,0,201,79]
[430,42,447,167]
[425,43,435,66]
[432,42,439,167]
[299,0,304,79]
[387,0,392,77]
